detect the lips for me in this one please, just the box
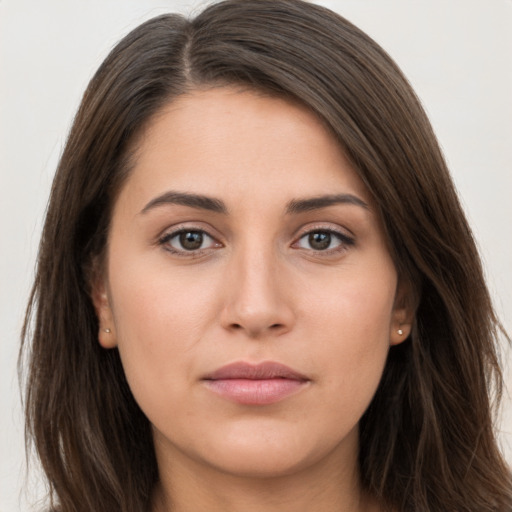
[202,361,310,405]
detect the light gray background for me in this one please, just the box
[1,1,511,510]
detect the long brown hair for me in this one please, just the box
[21,1,512,511]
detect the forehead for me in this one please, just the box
[120,86,371,212]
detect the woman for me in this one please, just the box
[21,1,512,511]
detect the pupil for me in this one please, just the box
[180,231,203,250]
[309,232,331,250]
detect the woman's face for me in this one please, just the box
[94,87,410,479]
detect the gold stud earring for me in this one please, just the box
[104,328,111,333]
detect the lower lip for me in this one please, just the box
[203,378,307,405]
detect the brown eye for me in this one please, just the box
[295,229,354,252]
[308,232,331,250]
[161,229,220,253]
[179,231,204,250]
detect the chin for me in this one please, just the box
[193,423,356,480]
[207,447,316,479]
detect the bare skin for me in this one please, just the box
[93,87,412,512]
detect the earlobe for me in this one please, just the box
[390,306,414,345]
[390,322,411,346]
[390,279,417,346]
[90,278,117,349]
[98,325,117,349]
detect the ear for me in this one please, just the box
[389,279,417,346]
[90,275,117,349]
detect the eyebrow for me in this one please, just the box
[286,194,369,214]
[140,190,369,216]
[140,191,228,215]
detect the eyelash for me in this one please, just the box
[158,226,355,257]
[293,227,355,255]
[158,228,222,257]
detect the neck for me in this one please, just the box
[151,438,380,512]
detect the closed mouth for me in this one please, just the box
[202,361,310,405]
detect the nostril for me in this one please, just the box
[228,322,284,334]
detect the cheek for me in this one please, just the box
[306,261,396,337]
[110,253,220,337]
[107,257,222,402]
[303,265,396,404]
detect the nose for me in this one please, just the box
[220,246,295,338]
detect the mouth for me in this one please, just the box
[202,361,310,405]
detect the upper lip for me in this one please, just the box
[203,361,309,381]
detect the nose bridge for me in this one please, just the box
[221,234,293,337]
